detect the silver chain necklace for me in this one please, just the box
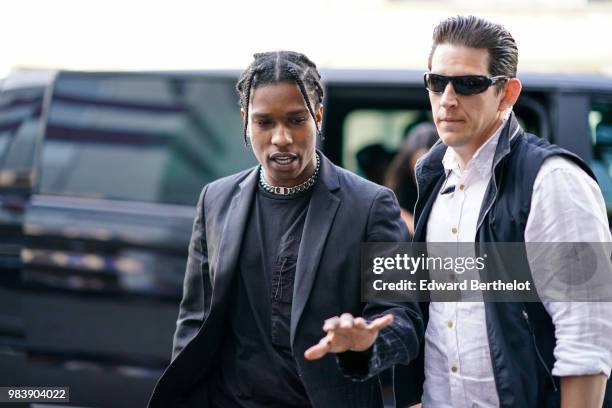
[259,153,320,196]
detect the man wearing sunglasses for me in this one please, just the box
[402,15,612,408]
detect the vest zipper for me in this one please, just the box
[476,167,501,233]
[475,122,520,233]
[522,309,558,392]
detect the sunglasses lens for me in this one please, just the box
[425,74,495,95]
[453,76,491,95]
[425,74,449,93]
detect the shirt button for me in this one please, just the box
[451,366,458,373]
[459,184,465,191]
[451,227,458,234]
[447,321,453,328]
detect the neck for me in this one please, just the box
[454,116,505,171]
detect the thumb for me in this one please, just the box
[304,334,332,360]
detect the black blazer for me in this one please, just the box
[148,153,423,408]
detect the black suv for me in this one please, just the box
[1,69,611,407]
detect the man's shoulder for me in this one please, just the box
[331,162,393,201]
[199,166,257,208]
[535,155,597,191]
[516,133,594,178]
[518,132,571,158]
[207,167,256,191]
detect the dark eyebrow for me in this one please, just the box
[251,109,309,118]
[286,109,309,116]
[251,112,271,119]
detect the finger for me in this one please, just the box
[367,314,394,332]
[323,316,340,332]
[354,317,368,330]
[339,313,354,329]
[304,334,333,360]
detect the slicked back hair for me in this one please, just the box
[236,51,324,145]
[428,15,518,91]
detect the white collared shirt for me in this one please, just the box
[421,121,612,408]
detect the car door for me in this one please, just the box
[0,71,55,389]
[17,71,255,407]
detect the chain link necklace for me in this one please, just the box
[259,153,320,196]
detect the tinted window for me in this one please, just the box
[590,98,612,215]
[341,107,536,178]
[39,74,255,205]
[342,109,431,175]
[0,87,44,170]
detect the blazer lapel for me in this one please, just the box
[212,168,258,304]
[291,155,341,346]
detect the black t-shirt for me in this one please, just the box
[210,184,313,407]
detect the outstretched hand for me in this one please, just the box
[304,313,394,360]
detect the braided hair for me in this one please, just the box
[236,51,324,145]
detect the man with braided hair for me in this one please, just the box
[148,51,423,408]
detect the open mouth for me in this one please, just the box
[273,156,296,165]
[270,153,298,166]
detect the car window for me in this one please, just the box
[335,83,547,177]
[341,107,535,179]
[342,109,432,175]
[590,98,612,216]
[0,87,45,170]
[0,130,10,163]
[38,73,255,205]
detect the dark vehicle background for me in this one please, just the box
[1,69,612,407]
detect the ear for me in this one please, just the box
[499,78,522,111]
[315,104,324,129]
[240,108,246,123]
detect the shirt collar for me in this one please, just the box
[442,116,509,179]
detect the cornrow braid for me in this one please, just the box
[285,65,321,139]
[298,65,325,139]
[240,67,259,145]
[236,51,325,146]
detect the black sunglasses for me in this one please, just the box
[424,73,508,96]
